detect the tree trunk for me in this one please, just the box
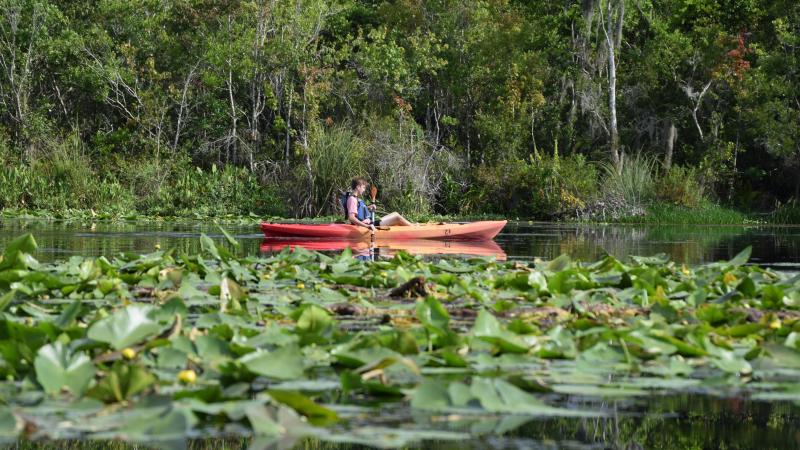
[664,121,676,170]
[604,0,622,172]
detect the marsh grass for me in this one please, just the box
[600,154,656,209]
[615,202,751,224]
[294,125,367,217]
[768,202,800,224]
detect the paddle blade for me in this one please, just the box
[370,185,377,202]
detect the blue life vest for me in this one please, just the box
[341,193,370,221]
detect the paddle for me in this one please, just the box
[368,185,378,245]
[369,184,377,225]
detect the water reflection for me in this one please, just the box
[0,219,799,267]
[259,238,507,261]
[498,222,800,268]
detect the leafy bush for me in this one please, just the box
[769,199,800,224]
[0,132,134,213]
[655,165,706,208]
[159,157,284,217]
[361,115,460,216]
[465,151,598,218]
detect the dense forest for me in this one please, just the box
[0,0,798,221]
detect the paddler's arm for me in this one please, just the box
[347,210,376,233]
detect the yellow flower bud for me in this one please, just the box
[723,272,737,285]
[178,369,197,384]
[121,348,137,360]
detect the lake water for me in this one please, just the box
[2,219,799,269]
[2,218,800,449]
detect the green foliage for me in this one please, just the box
[361,115,458,216]
[0,0,798,220]
[601,154,657,209]
[1,234,800,445]
[655,165,706,208]
[292,125,367,217]
[616,203,751,225]
[768,201,800,224]
[466,152,597,218]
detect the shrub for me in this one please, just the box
[769,199,800,224]
[0,132,134,213]
[165,157,284,217]
[465,151,598,218]
[655,165,706,208]
[360,115,460,216]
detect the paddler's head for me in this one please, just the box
[351,177,369,196]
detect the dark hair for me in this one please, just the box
[351,177,369,190]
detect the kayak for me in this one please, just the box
[260,220,506,241]
[260,238,507,260]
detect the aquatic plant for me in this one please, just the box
[0,233,799,448]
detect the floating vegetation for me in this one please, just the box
[0,233,799,448]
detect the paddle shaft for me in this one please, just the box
[369,185,377,225]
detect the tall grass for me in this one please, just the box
[600,154,656,209]
[0,139,283,218]
[0,132,134,213]
[291,125,367,218]
[621,202,750,225]
[768,201,800,224]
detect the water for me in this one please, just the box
[1,219,799,268]
[2,218,800,448]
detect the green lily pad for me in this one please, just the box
[88,305,163,350]
[34,342,95,396]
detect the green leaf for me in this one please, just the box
[546,254,571,272]
[34,342,95,395]
[245,405,283,436]
[200,234,221,260]
[121,407,189,443]
[88,362,156,403]
[0,407,21,438]
[472,310,529,353]
[220,277,246,312]
[0,290,14,312]
[239,346,305,380]
[87,305,163,350]
[217,225,240,248]
[0,234,37,271]
[267,390,338,426]
[410,379,452,410]
[416,296,450,334]
[728,247,752,266]
[294,305,332,334]
[54,299,82,328]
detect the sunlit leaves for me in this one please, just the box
[34,342,95,396]
[87,305,163,350]
[3,232,800,444]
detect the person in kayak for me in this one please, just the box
[344,177,413,232]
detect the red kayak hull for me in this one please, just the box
[260,220,506,241]
[260,238,507,260]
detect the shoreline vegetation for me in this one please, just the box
[0,234,799,448]
[0,202,798,226]
[1,1,799,229]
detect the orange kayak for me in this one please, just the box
[260,238,507,260]
[260,220,506,241]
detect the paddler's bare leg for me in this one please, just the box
[379,212,414,226]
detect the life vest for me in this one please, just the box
[341,192,370,222]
